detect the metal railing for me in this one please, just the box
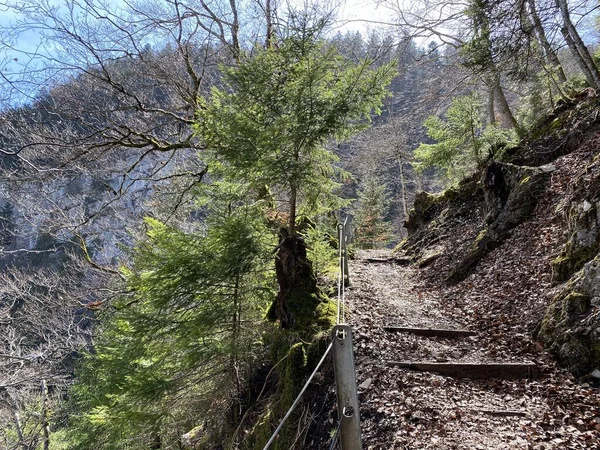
[263,218,362,450]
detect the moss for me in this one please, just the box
[552,241,600,284]
[392,238,408,254]
[471,228,488,251]
[538,290,591,345]
[562,292,591,315]
[244,332,330,450]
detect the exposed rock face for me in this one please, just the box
[398,174,484,262]
[552,199,600,283]
[538,258,600,375]
[447,162,553,283]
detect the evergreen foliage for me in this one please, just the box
[354,174,393,249]
[67,199,276,449]
[414,94,515,183]
[195,18,396,234]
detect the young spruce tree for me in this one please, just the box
[67,185,276,449]
[354,174,393,249]
[195,18,396,331]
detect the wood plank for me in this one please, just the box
[384,325,477,338]
[364,257,411,265]
[387,361,539,379]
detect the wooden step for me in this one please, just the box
[364,257,411,265]
[387,361,539,379]
[384,325,477,338]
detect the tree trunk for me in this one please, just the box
[473,2,521,135]
[10,405,28,450]
[556,0,600,89]
[487,84,496,125]
[265,0,274,49]
[492,76,521,135]
[398,155,409,222]
[270,230,320,330]
[527,0,567,83]
[231,273,241,422]
[288,183,297,235]
[229,0,240,60]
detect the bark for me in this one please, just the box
[398,155,409,222]
[556,0,600,89]
[527,0,567,83]
[265,0,274,49]
[487,84,496,126]
[270,230,319,330]
[288,184,297,235]
[492,76,521,134]
[10,405,28,450]
[229,0,240,60]
[473,1,520,134]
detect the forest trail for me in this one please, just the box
[346,250,600,450]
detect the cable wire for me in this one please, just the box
[262,342,334,450]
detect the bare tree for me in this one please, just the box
[0,262,112,450]
[0,0,276,444]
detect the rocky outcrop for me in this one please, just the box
[551,155,600,283]
[538,258,600,376]
[552,199,600,283]
[447,162,554,283]
[398,175,483,261]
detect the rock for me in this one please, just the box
[450,351,462,360]
[181,424,205,449]
[539,164,557,173]
[592,369,600,379]
[538,257,600,375]
[359,377,373,390]
[417,247,443,268]
[448,162,551,284]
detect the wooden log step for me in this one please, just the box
[387,361,539,379]
[384,325,477,338]
[364,257,411,265]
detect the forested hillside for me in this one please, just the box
[1,0,600,448]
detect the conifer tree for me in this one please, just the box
[67,190,276,449]
[195,17,395,329]
[354,174,393,249]
[414,93,514,183]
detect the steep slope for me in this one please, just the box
[397,91,600,378]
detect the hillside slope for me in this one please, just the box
[397,90,600,378]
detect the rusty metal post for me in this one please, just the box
[332,324,362,450]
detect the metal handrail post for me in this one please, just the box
[331,324,362,450]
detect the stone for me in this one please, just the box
[181,424,205,449]
[450,351,462,360]
[540,164,557,173]
[359,377,373,390]
[583,200,593,212]
[591,369,600,379]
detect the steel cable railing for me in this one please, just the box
[262,217,355,450]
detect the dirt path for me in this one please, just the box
[347,250,600,450]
